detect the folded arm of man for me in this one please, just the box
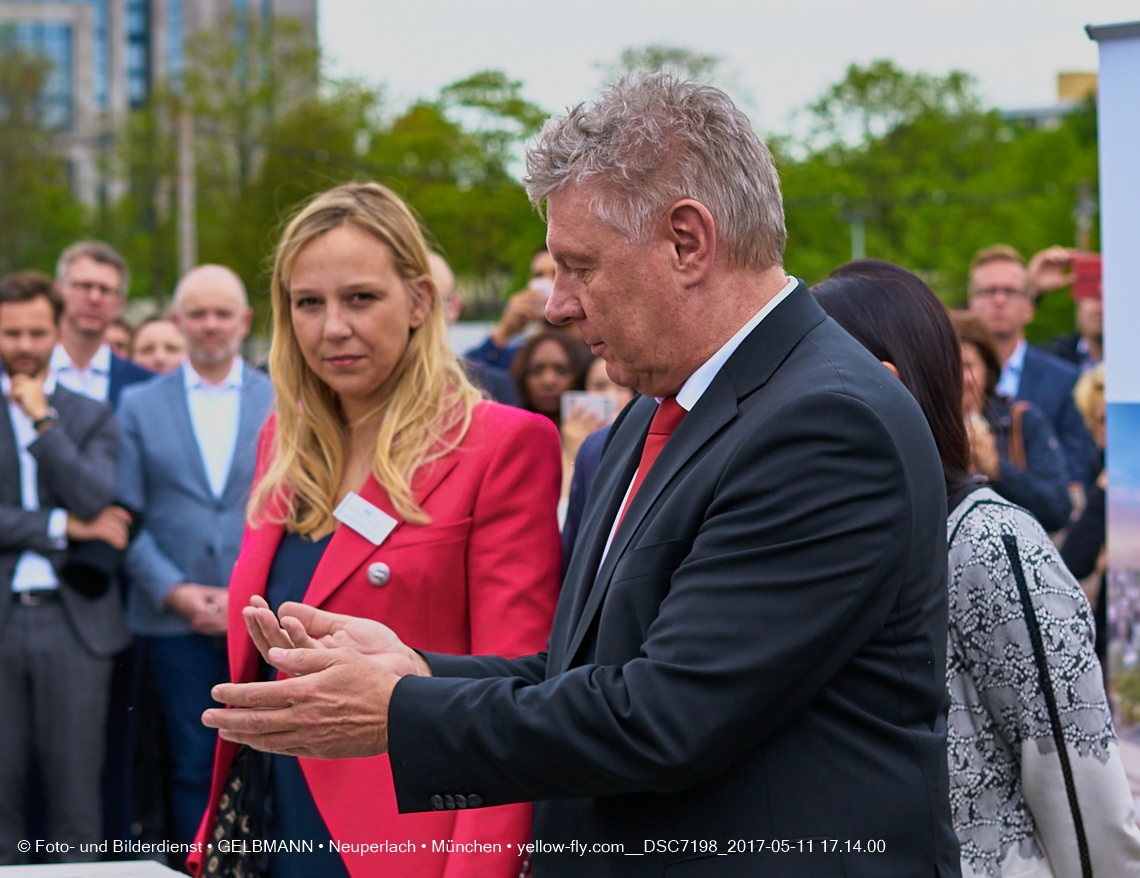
[387,391,912,810]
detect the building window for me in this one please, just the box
[0,21,75,130]
[127,0,148,105]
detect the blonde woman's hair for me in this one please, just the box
[1073,362,1105,431]
[249,182,483,534]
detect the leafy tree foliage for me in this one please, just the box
[0,41,1100,346]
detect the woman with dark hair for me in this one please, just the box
[813,259,1140,878]
[950,311,1071,532]
[509,329,590,427]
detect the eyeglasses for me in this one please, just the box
[65,279,120,297]
[972,286,1030,300]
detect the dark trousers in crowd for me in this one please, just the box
[0,600,112,863]
[139,634,229,845]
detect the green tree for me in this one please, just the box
[780,60,1098,342]
[0,44,87,275]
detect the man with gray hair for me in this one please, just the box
[116,265,273,851]
[208,75,959,877]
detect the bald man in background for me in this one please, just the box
[429,252,520,406]
[115,266,274,849]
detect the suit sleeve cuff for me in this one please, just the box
[48,508,68,548]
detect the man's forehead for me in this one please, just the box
[972,259,1027,286]
[67,255,121,280]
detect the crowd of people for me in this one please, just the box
[0,71,1129,878]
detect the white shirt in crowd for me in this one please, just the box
[600,276,799,566]
[51,342,112,403]
[184,357,243,499]
[3,370,68,592]
[996,338,1027,399]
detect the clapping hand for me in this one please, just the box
[202,599,432,758]
[243,597,432,679]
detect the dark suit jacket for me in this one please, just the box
[108,353,153,409]
[562,426,609,579]
[388,284,959,877]
[0,383,131,656]
[1017,345,1094,484]
[985,396,1071,532]
[1045,331,1082,367]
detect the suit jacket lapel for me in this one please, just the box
[558,384,738,673]
[301,455,460,608]
[220,370,268,504]
[0,394,21,506]
[548,401,649,674]
[556,282,826,673]
[167,373,214,500]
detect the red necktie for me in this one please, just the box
[616,398,687,530]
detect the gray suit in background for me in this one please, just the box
[117,365,273,636]
[0,383,128,863]
[115,363,273,842]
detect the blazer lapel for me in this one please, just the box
[220,370,269,505]
[301,455,460,608]
[556,282,826,673]
[229,520,286,684]
[168,374,214,500]
[558,384,738,673]
[0,395,21,506]
[548,401,650,674]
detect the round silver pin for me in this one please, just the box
[367,562,391,587]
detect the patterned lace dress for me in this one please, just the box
[947,488,1140,877]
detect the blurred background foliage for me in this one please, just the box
[0,31,1098,341]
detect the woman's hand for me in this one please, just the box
[966,414,1000,480]
[560,404,604,462]
[244,597,431,678]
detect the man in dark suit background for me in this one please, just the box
[207,74,960,877]
[0,272,132,863]
[966,244,1095,484]
[51,241,152,409]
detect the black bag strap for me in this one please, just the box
[1001,533,1093,878]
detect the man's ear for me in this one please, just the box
[881,360,900,379]
[662,199,716,288]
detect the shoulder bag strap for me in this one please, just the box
[1008,401,1030,470]
[1001,533,1093,878]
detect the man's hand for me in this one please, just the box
[167,584,229,635]
[1028,246,1075,295]
[202,647,403,758]
[489,286,549,349]
[244,597,431,679]
[8,373,50,423]
[66,505,132,550]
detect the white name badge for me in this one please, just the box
[333,492,399,546]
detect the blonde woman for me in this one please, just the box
[188,183,562,878]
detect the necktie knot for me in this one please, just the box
[648,397,686,435]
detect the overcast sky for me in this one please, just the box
[319,0,1137,136]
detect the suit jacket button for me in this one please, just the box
[367,562,390,587]
[467,794,481,808]
[444,794,455,810]
[454,794,466,809]
[431,795,443,810]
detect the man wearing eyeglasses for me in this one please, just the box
[967,244,1096,487]
[51,241,152,409]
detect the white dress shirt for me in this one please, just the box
[184,358,244,499]
[996,338,1027,399]
[3,371,68,592]
[52,342,111,403]
[600,277,799,564]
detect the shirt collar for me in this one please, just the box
[183,356,244,391]
[669,277,799,412]
[1005,338,1028,376]
[51,342,111,375]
